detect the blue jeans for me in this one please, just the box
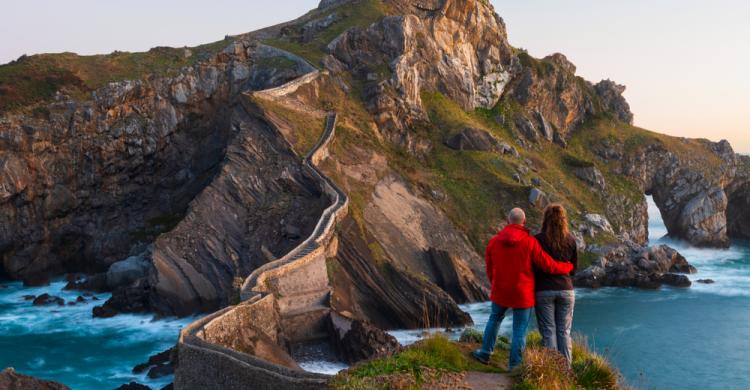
[476,303,532,369]
[535,290,575,366]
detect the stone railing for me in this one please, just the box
[240,112,346,300]
[176,68,348,389]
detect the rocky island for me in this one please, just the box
[1,0,749,388]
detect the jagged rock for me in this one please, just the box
[424,248,488,304]
[0,368,70,390]
[531,177,542,186]
[529,188,549,209]
[115,383,150,390]
[594,79,634,124]
[32,294,65,306]
[515,116,539,142]
[133,348,175,375]
[106,255,150,290]
[92,305,118,318]
[534,111,553,141]
[329,312,401,364]
[659,273,692,288]
[100,278,151,316]
[575,243,696,290]
[444,128,503,152]
[574,166,606,190]
[584,214,614,235]
[329,216,473,329]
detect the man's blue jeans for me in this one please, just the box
[476,303,532,369]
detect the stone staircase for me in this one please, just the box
[240,110,348,344]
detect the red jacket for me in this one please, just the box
[485,224,574,309]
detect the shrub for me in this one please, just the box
[516,347,574,390]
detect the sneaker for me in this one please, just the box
[471,351,490,365]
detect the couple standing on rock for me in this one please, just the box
[472,205,578,370]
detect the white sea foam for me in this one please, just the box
[298,361,349,375]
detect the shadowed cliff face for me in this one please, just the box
[0,40,328,315]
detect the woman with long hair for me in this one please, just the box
[534,204,578,366]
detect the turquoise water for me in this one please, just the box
[455,198,750,389]
[0,281,193,389]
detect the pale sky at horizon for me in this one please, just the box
[1,0,748,153]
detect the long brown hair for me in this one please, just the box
[541,204,571,255]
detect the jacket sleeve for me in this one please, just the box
[484,240,494,282]
[530,238,574,275]
[571,242,579,276]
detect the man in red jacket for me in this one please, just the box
[472,208,574,369]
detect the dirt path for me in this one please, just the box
[464,372,514,389]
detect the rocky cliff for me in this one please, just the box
[2,0,750,325]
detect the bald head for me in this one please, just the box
[508,208,526,225]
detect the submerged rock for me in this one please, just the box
[32,294,65,307]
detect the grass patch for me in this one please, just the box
[252,95,325,156]
[0,39,231,113]
[264,0,390,67]
[513,332,623,390]
[332,334,506,389]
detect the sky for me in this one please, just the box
[1,0,748,153]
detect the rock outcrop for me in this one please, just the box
[0,368,70,390]
[575,243,696,289]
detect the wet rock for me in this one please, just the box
[101,279,151,316]
[147,364,174,379]
[92,305,118,318]
[0,368,70,390]
[133,348,174,374]
[659,273,692,288]
[444,128,503,152]
[329,312,401,364]
[32,294,65,306]
[65,273,108,293]
[697,279,715,284]
[22,275,50,287]
[115,383,150,390]
[22,295,36,301]
[106,255,150,290]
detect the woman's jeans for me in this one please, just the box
[476,303,532,369]
[535,290,575,366]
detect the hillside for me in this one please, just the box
[1,0,749,330]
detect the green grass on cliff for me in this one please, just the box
[252,95,326,156]
[264,0,391,67]
[514,332,622,390]
[0,39,231,113]
[331,334,506,390]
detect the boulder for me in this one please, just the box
[444,128,503,152]
[0,368,70,390]
[32,294,65,306]
[659,273,692,288]
[92,305,118,318]
[584,214,614,234]
[574,166,606,190]
[529,188,549,209]
[133,348,174,375]
[106,256,150,290]
[329,312,400,364]
[575,243,696,290]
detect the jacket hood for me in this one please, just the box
[498,224,530,247]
